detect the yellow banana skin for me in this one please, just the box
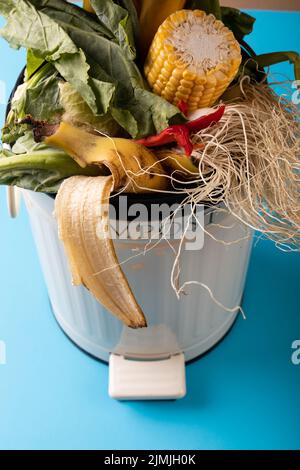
[47,123,169,328]
[154,149,198,175]
[55,175,147,328]
[45,122,169,192]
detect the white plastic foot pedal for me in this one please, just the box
[109,353,186,401]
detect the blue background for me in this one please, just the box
[0,10,300,450]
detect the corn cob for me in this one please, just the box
[144,10,242,111]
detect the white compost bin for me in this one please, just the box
[19,189,252,400]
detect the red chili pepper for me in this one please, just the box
[164,124,194,156]
[137,124,193,155]
[177,100,189,116]
[186,105,226,133]
[136,105,225,157]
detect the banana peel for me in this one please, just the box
[45,122,168,193]
[47,122,169,328]
[154,149,199,176]
[55,175,147,328]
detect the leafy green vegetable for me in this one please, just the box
[60,82,120,136]
[254,52,300,81]
[117,0,139,43]
[25,68,63,120]
[31,0,126,49]
[0,0,98,113]
[221,7,255,42]
[0,0,183,139]
[89,0,136,59]
[0,1,78,59]
[25,49,44,80]
[2,122,29,146]
[186,0,221,20]
[4,63,63,144]
[0,132,100,193]
[11,130,47,154]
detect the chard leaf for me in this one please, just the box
[0,137,100,193]
[0,0,183,139]
[0,0,97,112]
[186,0,221,20]
[60,82,120,136]
[135,89,186,132]
[89,78,116,115]
[0,0,78,59]
[117,0,139,42]
[90,0,136,59]
[221,7,255,42]
[26,49,44,80]
[12,131,49,154]
[254,52,300,81]
[112,89,186,139]
[30,0,114,38]
[111,107,138,137]
[53,21,144,90]
[25,68,63,120]
[54,48,96,112]
[31,0,135,59]
[5,63,63,144]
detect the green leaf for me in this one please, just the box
[89,78,116,115]
[0,151,100,193]
[254,52,300,81]
[30,0,137,59]
[0,0,183,139]
[11,131,49,154]
[117,0,139,42]
[134,89,186,134]
[221,7,255,42]
[25,69,63,121]
[0,135,100,193]
[186,0,221,20]
[54,49,96,112]
[30,0,114,38]
[0,0,78,59]
[52,20,144,89]
[60,82,120,136]
[0,0,98,112]
[26,49,44,80]
[4,63,63,144]
[90,0,136,59]
[111,107,138,137]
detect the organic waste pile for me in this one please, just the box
[0,0,299,328]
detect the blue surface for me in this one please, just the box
[0,10,300,450]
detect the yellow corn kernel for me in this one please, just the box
[144,9,242,111]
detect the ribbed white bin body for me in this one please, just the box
[23,190,252,362]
